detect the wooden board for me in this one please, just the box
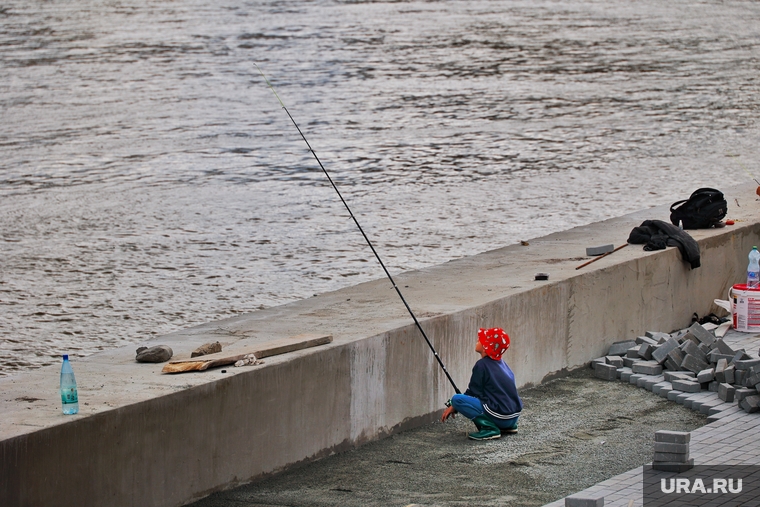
[161,333,332,374]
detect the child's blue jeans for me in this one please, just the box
[451,393,519,430]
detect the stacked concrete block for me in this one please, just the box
[653,431,693,472]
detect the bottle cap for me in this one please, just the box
[62,354,69,360]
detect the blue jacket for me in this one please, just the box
[464,356,523,420]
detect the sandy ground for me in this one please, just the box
[188,368,705,507]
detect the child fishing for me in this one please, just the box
[441,327,523,440]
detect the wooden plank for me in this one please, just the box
[252,333,333,359]
[161,333,332,374]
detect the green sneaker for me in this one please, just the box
[468,415,501,441]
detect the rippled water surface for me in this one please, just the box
[2,0,760,375]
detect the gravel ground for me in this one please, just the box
[189,368,705,507]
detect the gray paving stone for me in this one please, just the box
[632,361,662,375]
[681,353,710,374]
[664,357,681,371]
[652,337,680,364]
[719,383,736,402]
[740,395,760,413]
[654,430,691,444]
[699,399,724,415]
[622,357,637,368]
[652,458,694,472]
[711,353,734,369]
[645,376,664,391]
[697,368,715,383]
[626,346,640,358]
[676,392,692,404]
[735,358,760,370]
[659,386,673,398]
[707,404,740,417]
[605,356,624,368]
[735,387,757,401]
[608,340,637,356]
[565,494,604,507]
[689,322,715,346]
[667,389,682,401]
[594,363,618,381]
[654,442,689,453]
[715,358,728,382]
[620,369,633,382]
[671,378,702,393]
[712,338,736,355]
[668,347,685,366]
[746,368,760,387]
[637,343,654,360]
[646,331,671,341]
[682,340,708,363]
[652,381,671,395]
[629,373,644,385]
[664,371,695,382]
[725,365,736,384]
[654,451,690,462]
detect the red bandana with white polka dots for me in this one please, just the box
[478,327,510,360]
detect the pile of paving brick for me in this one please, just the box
[652,430,693,472]
[592,322,760,415]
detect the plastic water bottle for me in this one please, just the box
[748,247,760,288]
[60,355,79,415]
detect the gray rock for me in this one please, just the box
[191,341,222,358]
[136,345,173,363]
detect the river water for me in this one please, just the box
[1,0,759,376]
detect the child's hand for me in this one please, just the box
[441,406,457,422]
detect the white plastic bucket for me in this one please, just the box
[728,284,760,332]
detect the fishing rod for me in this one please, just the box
[256,64,460,394]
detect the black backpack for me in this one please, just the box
[669,188,727,229]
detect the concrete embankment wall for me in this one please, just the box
[2,183,759,507]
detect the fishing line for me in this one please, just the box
[256,64,460,394]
